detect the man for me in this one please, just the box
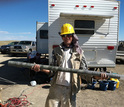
[32,23,107,107]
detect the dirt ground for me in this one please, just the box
[0,53,124,107]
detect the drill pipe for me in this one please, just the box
[8,61,124,80]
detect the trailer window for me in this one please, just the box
[40,30,48,39]
[74,20,95,34]
[18,41,31,45]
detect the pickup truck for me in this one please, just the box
[10,40,36,55]
[116,41,124,62]
[0,41,19,54]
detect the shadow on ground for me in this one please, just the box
[0,57,30,85]
[0,53,50,86]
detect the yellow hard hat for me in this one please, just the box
[60,23,75,35]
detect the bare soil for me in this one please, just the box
[0,41,17,46]
[0,53,124,107]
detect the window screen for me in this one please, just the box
[74,20,95,34]
[40,30,48,39]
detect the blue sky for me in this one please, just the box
[0,0,48,41]
[0,0,123,41]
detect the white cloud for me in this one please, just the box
[16,32,32,34]
[0,35,36,41]
[0,31,9,34]
[0,30,32,35]
[0,30,36,41]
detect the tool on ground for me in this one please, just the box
[8,61,124,80]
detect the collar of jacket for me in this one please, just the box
[59,42,76,54]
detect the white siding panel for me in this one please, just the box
[48,0,119,67]
[49,0,119,45]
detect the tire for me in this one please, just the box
[1,51,6,54]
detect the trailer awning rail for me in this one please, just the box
[60,12,113,19]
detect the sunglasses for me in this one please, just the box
[61,34,73,38]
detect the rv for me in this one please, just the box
[36,22,48,54]
[37,0,120,71]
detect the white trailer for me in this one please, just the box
[47,0,120,70]
[36,22,48,54]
